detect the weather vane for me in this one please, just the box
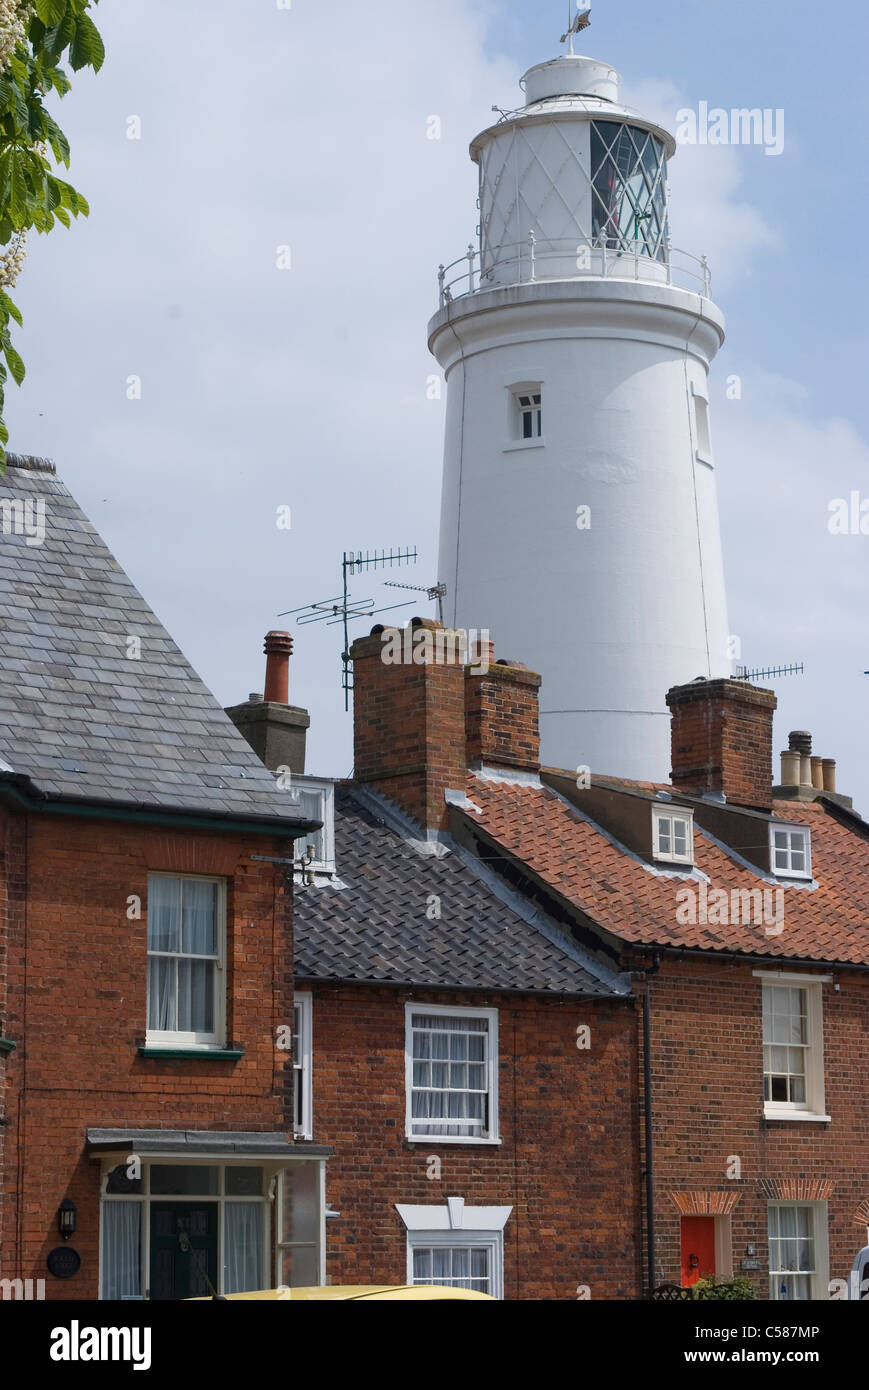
[561,6,591,56]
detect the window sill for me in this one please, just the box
[503,438,546,453]
[763,1107,830,1123]
[0,1037,16,1054]
[137,1046,244,1061]
[695,450,714,469]
[406,1136,502,1147]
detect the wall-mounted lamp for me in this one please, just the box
[58,1199,77,1241]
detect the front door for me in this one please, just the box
[150,1203,218,1300]
[680,1215,716,1287]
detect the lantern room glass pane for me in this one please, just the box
[590,121,668,260]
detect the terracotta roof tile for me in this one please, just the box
[461,776,869,965]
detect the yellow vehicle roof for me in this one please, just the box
[188,1285,495,1301]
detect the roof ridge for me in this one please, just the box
[4,452,56,474]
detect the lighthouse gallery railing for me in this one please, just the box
[437,234,712,308]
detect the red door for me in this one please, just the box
[681,1216,716,1287]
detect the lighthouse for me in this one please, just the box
[430,26,731,782]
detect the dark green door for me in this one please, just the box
[149,1203,218,1300]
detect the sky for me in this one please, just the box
[6,0,869,808]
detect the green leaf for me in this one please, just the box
[4,343,25,386]
[69,13,104,72]
[8,153,29,220]
[35,0,68,24]
[0,291,23,327]
[41,111,70,165]
[52,203,70,226]
[44,11,76,63]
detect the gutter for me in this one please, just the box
[643,943,869,974]
[0,775,320,840]
[292,973,613,1001]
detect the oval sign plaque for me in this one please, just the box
[46,1246,81,1279]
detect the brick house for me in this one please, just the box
[443,668,869,1300]
[0,454,328,1301]
[228,620,643,1300]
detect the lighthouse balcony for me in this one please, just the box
[437,235,711,308]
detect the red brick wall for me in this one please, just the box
[641,956,869,1295]
[465,664,541,773]
[0,809,25,1269]
[299,982,642,1300]
[0,809,294,1299]
[666,679,777,811]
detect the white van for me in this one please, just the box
[849,1246,869,1299]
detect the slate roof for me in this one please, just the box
[0,455,312,828]
[293,786,621,996]
[459,774,869,966]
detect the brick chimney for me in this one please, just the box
[351,618,467,831]
[351,619,543,830]
[225,631,310,774]
[465,659,541,773]
[666,677,777,811]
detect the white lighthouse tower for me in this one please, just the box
[430,20,731,781]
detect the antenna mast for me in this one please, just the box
[281,547,426,710]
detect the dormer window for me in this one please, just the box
[294,778,335,876]
[652,805,693,865]
[770,824,811,880]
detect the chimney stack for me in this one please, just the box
[263,630,293,703]
[351,618,466,832]
[351,619,542,832]
[666,677,777,811]
[225,631,310,774]
[777,732,843,802]
[465,659,541,773]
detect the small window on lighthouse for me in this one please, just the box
[515,390,542,440]
[693,392,712,460]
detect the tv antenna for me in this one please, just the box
[280,547,420,709]
[383,579,447,624]
[561,6,591,55]
[734,662,804,683]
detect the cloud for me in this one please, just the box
[713,371,869,805]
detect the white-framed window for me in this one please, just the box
[397,1200,511,1299]
[652,805,694,864]
[405,1004,499,1144]
[768,1202,829,1301]
[98,1156,326,1300]
[411,1237,497,1294]
[293,992,313,1140]
[294,778,336,876]
[512,388,542,440]
[276,1160,325,1290]
[769,823,811,879]
[758,974,828,1120]
[146,874,226,1049]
